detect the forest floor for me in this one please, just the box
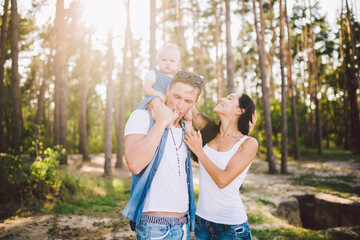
[1,152,360,240]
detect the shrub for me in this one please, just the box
[0,145,65,220]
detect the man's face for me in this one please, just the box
[166,82,199,119]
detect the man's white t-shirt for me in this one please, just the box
[124,109,189,213]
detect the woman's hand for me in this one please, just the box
[184,130,203,155]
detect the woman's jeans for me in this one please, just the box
[195,215,252,240]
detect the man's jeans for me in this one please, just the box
[136,214,190,240]
[195,215,252,240]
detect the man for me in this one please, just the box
[122,71,203,239]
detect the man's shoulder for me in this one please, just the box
[131,109,150,116]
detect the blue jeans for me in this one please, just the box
[195,215,252,240]
[136,216,190,239]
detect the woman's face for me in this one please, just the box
[214,93,242,116]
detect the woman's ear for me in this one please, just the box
[236,108,245,116]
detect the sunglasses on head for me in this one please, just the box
[176,71,203,85]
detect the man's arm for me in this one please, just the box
[125,103,173,175]
[191,105,210,131]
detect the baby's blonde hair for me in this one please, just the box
[157,43,181,59]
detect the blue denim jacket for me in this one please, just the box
[137,68,173,109]
[122,111,196,232]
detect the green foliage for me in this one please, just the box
[0,146,65,220]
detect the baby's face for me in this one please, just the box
[157,48,181,76]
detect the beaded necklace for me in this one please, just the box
[169,127,184,177]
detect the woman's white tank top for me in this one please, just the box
[196,136,251,225]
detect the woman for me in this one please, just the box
[184,93,257,240]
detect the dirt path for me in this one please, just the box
[1,154,359,239]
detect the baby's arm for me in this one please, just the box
[143,78,166,102]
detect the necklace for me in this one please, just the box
[220,133,241,142]
[169,127,184,177]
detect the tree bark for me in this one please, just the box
[284,0,300,160]
[35,48,52,156]
[212,0,221,100]
[252,0,276,173]
[308,0,322,154]
[278,0,288,174]
[304,23,315,148]
[0,0,9,153]
[192,0,207,108]
[115,0,129,169]
[345,0,360,153]
[339,4,349,150]
[150,0,156,68]
[225,0,235,94]
[79,34,90,161]
[104,31,114,176]
[10,0,22,155]
[266,0,276,99]
[54,0,67,165]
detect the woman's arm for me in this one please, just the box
[191,106,210,131]
[184,131,258,189]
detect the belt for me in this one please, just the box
[141,213,188,225]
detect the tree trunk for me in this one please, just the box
[252,0,276,173]
[0,0,9,153]
[161,0,167,44]
[278,0,288,174]
[104,31,114,176]
[128,3,135,111]
[150,0,156,68]
[54,0,67,164]
[284,0,300,160]
[79,34,90,161]
[10,0,22,155]
[225,0,235,95]
[266,0,276,99]
[339,4,349,150]
[115,0,129,169]
[35,49,52,156]
[345,0,360,153]
[304,23,315,148]
[192,0,207,108]
[308,0,322,154]
[240,0,247,94]
[212,0,221,100]
[176,0,185,67]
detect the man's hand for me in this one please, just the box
[183,111,193,133]
[249,110,257,134]
[151,101,176,129]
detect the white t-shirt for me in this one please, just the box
[196,136,251,225]
[124,109,189,213]
[144,70,156,83]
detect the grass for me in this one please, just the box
[48,169,131,218]
[6,148,357,239]
[291,174,360,196]
[300,148,360,162]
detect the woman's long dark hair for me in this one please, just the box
[201,93,255,145]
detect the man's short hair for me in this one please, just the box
[170,71,203,97]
